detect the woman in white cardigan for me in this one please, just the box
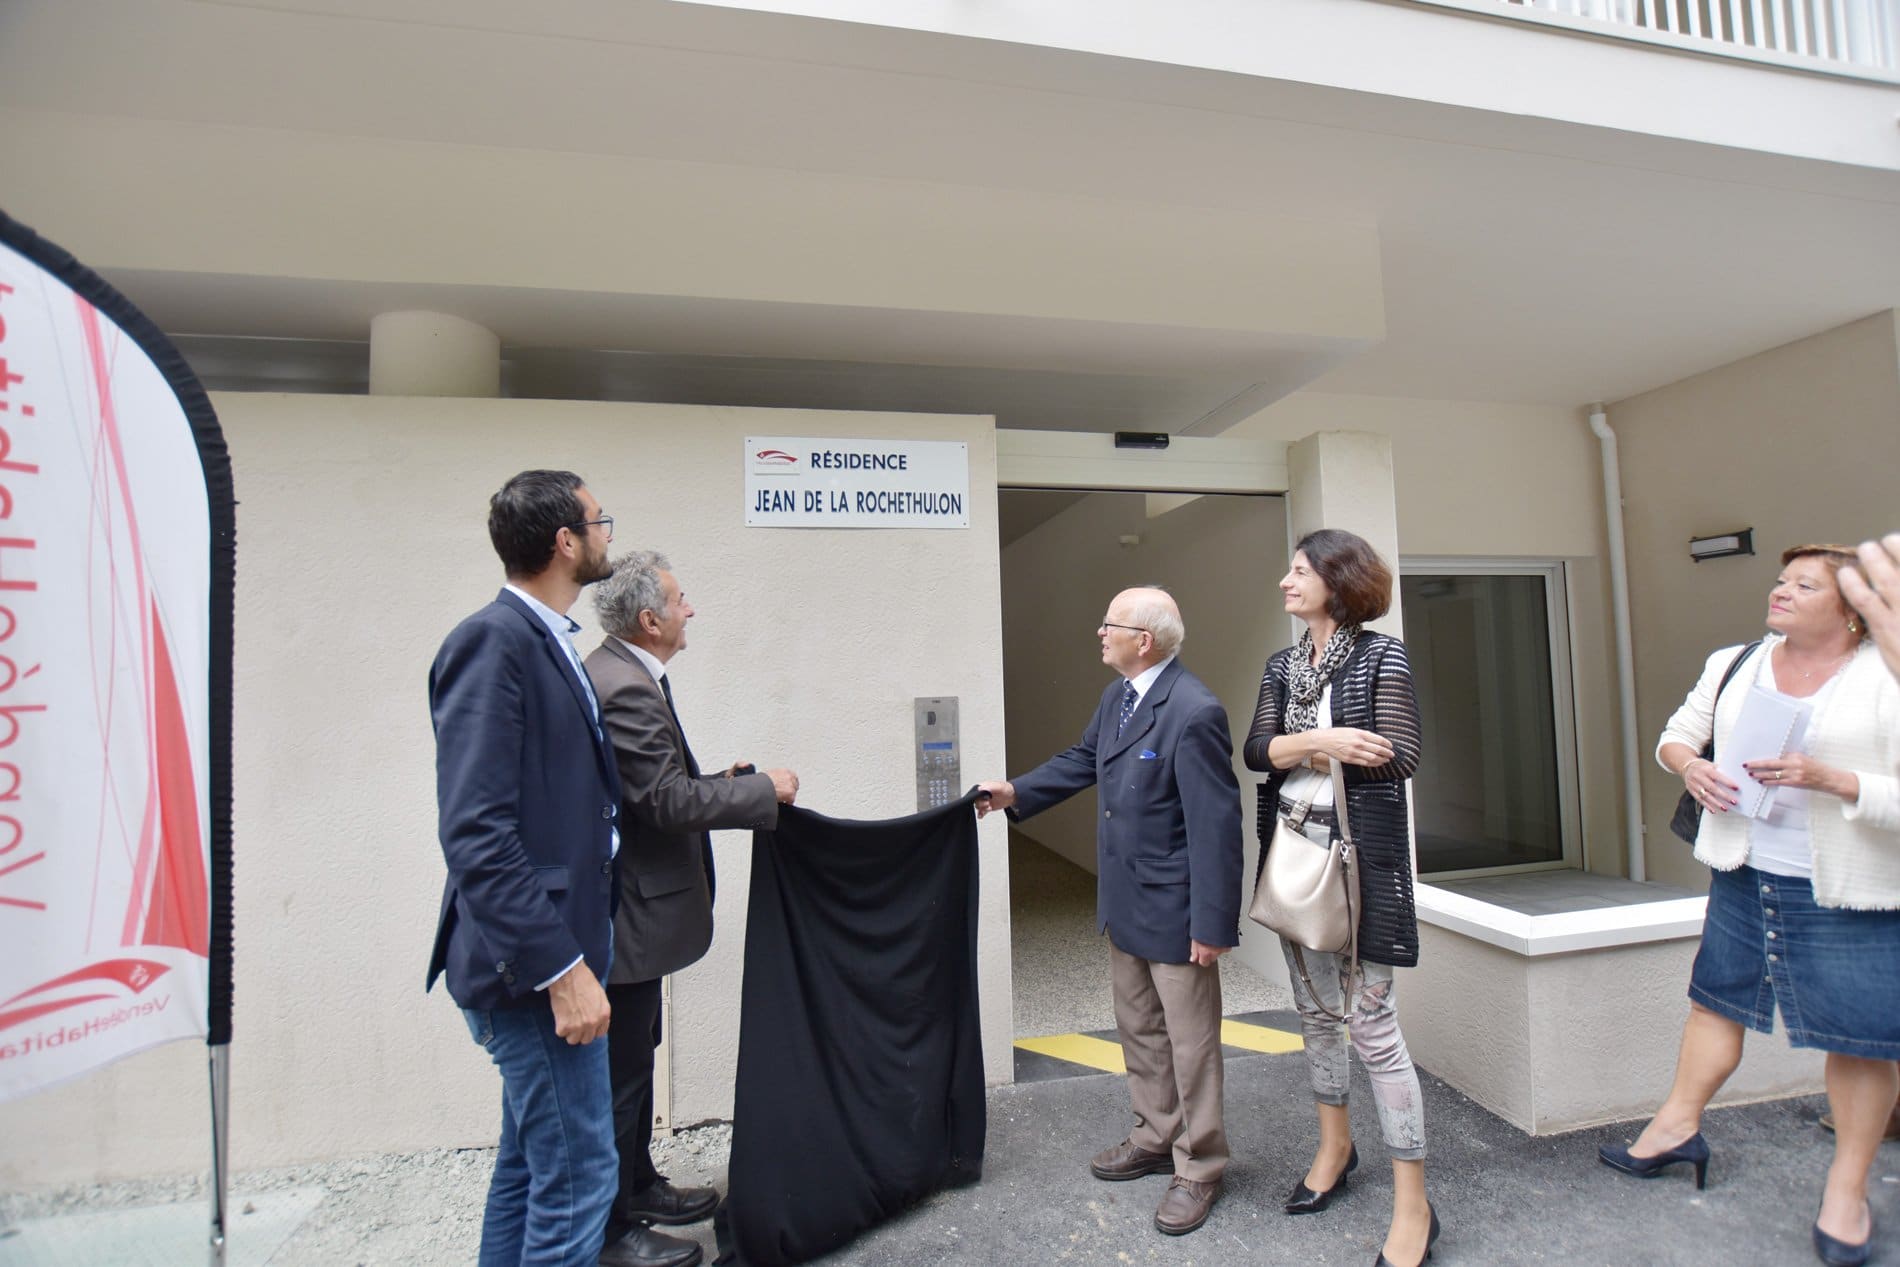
[1597,544,1900,1267]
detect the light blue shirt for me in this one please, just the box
[506,583,600,724]
[505,584,618,991]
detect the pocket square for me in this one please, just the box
[1139,749,1158,760]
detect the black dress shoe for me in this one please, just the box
[1812,1202,1873,1267]
[599,1225,704,1267]
[1284,1144,1358,1215]
[622,1177,721,1226]
[1373,1203,1440,1267]
[1597,1133,1710,1190]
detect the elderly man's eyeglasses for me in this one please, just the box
[1099,622,1147,635]
[567,516,614,541]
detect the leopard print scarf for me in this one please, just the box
[1285,624,1361,734]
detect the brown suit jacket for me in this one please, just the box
[583,637,778,985]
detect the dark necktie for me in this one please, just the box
[1116,681,1139,737]
[659,674,700,777]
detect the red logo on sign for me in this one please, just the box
[0,958,174,1032]
[754,449,798,465]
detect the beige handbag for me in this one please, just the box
[1248,760,1359,1023]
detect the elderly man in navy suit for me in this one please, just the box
[428,470,623,1266]
[978,586,1242,1238]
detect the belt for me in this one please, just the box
[1278,797,1337,828]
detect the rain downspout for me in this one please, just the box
[1589,404,1647,883]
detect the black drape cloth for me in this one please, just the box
[715,793,986,1267]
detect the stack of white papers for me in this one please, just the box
[1716,687,1811,818]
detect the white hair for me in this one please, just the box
[1126,586,1184,657]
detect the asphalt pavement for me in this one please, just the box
[812,1059,1886,1267]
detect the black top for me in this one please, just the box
[1244,632,1424,967]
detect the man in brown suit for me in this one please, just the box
[585,550,798,1267]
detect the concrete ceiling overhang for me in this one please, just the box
[1,90,1384,430]
[3,0,1898,423]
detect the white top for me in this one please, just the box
[1657,635,1900,909]
[1278,687,1335,810]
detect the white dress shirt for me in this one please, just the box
[1127,654,1176,708]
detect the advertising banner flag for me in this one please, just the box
[0,210,235,1103]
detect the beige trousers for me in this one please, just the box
[1109,938,1229,1182]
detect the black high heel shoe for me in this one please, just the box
[1283,1144,1358,1215]
[1373,1202,1440,1267]
[1812,1201,1872,1267]
[1597,1132,1710,1189]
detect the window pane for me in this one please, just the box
[1400,574,1564,873]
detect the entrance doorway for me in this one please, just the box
[995,486,1296,1071]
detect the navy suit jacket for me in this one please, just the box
[1008,659,1243,964]
[426,589,621,1011]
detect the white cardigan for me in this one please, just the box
[1656,635,1900,910]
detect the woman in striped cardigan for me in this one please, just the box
[1244,528,1435,1267]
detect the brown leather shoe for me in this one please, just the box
[1818,1104,1900,1141]
[1154,1176,1221,1235]
[1089,1138,1175,1181]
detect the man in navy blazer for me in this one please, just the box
[428,469,623,1266]
[978,587,1242,1238]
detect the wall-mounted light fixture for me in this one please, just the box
[1689,529,1754,562]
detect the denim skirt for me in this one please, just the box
[1688,863,1900,1059]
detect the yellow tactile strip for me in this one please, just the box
[1220,1017,1305,1055]
[1013,1015,1303,1080]
[1015,1032,1129,1074]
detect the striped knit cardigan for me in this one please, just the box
[1244,632,1424,967]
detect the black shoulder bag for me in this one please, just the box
[1667,639,1763,845]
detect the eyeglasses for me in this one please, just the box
[567,516,614,541]
[1099,622,1148,635]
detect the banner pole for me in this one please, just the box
[208,1043,231,1266]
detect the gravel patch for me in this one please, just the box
[1,1124,733,1265]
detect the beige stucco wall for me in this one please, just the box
[1232,394,1623,873]
[0,395,1011,1187]
[1400,925,1823,1133]
[1612,310,1900,893]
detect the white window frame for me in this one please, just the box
[1399,557,1584,880]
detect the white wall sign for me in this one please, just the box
[745,436,968,529]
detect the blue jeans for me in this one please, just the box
[464,1004,617,1266]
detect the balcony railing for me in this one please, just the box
[1410,0,1900,80]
